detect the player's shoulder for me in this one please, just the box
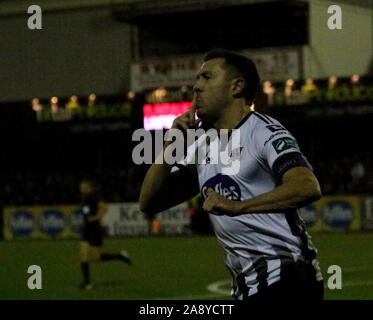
[250,111,282,128]
[247,112,286,138]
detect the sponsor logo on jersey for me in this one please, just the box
[272,137,299,154]
[39,210,65,236]
[8,211,35,237]
[201,174,241,201]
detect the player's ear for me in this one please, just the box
[231,77,245,98]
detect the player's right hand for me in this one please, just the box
[171,102,201,133]
[163,102,201,162]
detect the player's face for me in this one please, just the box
[193,58,233,122]
[80,182,93,195]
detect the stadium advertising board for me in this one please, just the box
[3,205,82,240]
[143,101,192,130]
[130,47,300,92]
[31,97,136,133]
[268,77,373,110]
[3,202,190,240]
[3,196,362,239]
[102,202,190,237]
[299,195,361,232]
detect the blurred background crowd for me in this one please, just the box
[0,151,371,206]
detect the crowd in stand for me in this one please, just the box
[0,153,371,207]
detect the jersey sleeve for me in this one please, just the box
[253,122,312,181]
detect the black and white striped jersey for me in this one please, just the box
[176,111,323,299]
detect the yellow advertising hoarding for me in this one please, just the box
[3,195,362,240]
[300,195,361,232]
[3,205,82,240]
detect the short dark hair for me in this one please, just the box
[203,49,260,104]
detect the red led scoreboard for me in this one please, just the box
[143,101,192,130]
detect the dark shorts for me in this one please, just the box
[81,224,103,247]
[243,261,324,302]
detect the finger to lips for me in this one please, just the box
[174,118,188,132]
[190,101,197,113]
[188,103,197,127]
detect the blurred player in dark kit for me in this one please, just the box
[79,179,132,289]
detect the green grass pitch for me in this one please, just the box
[1,233,372,300]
